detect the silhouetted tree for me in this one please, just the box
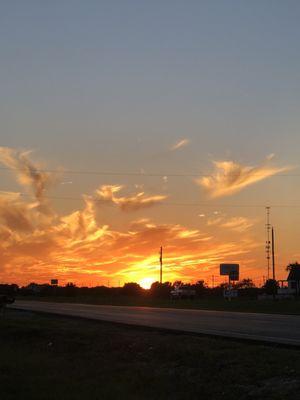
[193,280,207,296]
[173,280,183,288]
[121,282,143,297]
[0,284,18,295]
[65,282,77,296]
[286,262,300,271]
[150,282,173,298]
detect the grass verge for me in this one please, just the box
[1,309,300,400]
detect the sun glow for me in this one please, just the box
[139,277,156,289]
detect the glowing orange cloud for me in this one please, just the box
[0,147,262,286]
[95,185,167,211]
[0,147,55,222]
[198,159,292,198]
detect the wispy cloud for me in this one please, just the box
[206,214,255,233]
[0,147,53,201]
[197,158,292,198]
[221,217,255,233]
[95,185,167,212]
[266,153,275,161]
[0,147,55,219]
[0,194,34,233]
[171,138,190,151]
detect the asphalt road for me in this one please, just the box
[11,300,300,346]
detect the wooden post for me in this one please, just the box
[159,247,163,284]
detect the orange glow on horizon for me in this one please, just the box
[0,147,294,287]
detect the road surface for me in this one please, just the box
[11,300,300,346]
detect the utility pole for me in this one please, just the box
[159,246,163,284]
[272,227,276,281]
[266,207,271,280]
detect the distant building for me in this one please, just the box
[287,265,300,295]
[277,265,300,297]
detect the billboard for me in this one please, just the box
[51,279,58,285]
[220,264,239,281]
[229,270,239,281]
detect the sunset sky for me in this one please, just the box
[1,1,300,288]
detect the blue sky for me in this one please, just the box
[1,1,299,161]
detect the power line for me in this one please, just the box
[0,166,202,177]
[0,166,299,178]
[9,192,300,208]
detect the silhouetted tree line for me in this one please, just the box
[3,262,299,300]
[0,278,265,299]
[0,284,18,295]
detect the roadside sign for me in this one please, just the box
[229,270,239,281]
[223,289,238,299]
[51,279,58,285]
[220,264,239,279]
